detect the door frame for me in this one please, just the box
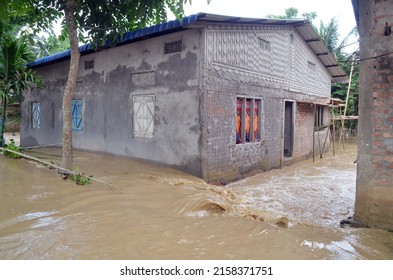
[283,99,296,159]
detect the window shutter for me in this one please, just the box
[72,100,83,131]
[133,95,154,138]
[32,102,40,128]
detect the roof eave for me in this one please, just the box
[28,12,347,82]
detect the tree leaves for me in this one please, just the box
[27,0,196,49]
[0,36,42,146]
[0,38,42,102]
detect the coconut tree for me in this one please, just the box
[318,17,340,52]
[318,18,359,124]
[0,37,42,146]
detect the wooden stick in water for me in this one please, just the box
[0,146,120,190]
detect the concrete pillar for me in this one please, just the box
[354,0,393,231]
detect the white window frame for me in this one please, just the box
[133,95,155,138]
[32,102,40,129]
[72,99,84,132]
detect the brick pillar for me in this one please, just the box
[354,0,393,230]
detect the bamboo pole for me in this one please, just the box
[317,122,322,158]
[331,106,336,156]
[339,56,355,151]
[322,124,330,155]
[0,147,120,190]
[313,104,316,162]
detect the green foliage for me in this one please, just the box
[2,139,21,158]
[302,12,317,23]
[318,19,359,131]
[27,0,207,49]
[266,7,299,19]
[319,17,340,52]
[266,7,317,23]
[30,31,70,58]
[70,172,92,186]
[0,37,43,103]
[331,52,360,131]
[47,33,70,55]
[0,36,43,146]
[0,0,33,26]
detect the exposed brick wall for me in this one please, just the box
[295,102,313,158]
[201,74,281,183]
[294,102,330,164]
[354,0,393,230]
[296,102,310,125]
[201,74,324,184]
[371,53,393,184]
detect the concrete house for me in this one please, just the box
[22,13,346,183]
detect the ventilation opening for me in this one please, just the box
[308,61,316,72]
[164,40,182,54]
[84,60,94,70]
[258,38,270,51]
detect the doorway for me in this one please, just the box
[284,101,295,157]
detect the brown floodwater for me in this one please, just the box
[0,140,392,260]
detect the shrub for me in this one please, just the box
[3,139,21,159]
[70,173,92,185]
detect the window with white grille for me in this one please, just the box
[72,99,83,132]
[32,102,40,128]
[133,95,155,138]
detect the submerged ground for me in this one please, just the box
[0,135,392,259]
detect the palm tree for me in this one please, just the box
[0,37,42,146]
[317,17,359,132]
[318,17,340,53]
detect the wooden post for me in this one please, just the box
[339,56,355,151]
[331,105,336,156]
[313,104,316,162]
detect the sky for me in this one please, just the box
[176,0,357,52]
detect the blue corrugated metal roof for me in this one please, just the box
[29,13,203,68]
[29,13,309,68]
[27,12,346,81]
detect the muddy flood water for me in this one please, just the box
[0,140,392,260]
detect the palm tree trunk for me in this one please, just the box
[0,96,7,147]
[62,0,80,170]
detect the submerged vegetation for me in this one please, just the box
[0,140,93,186]
[69,172,93,186]
[2,139,21,158]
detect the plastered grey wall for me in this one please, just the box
[22,29,203,176]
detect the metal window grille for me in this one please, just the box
[236,97,262,144]
[164,40,182,54]
[316,105,324,127]
[72,99,83,131]
[32,102,40,128]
